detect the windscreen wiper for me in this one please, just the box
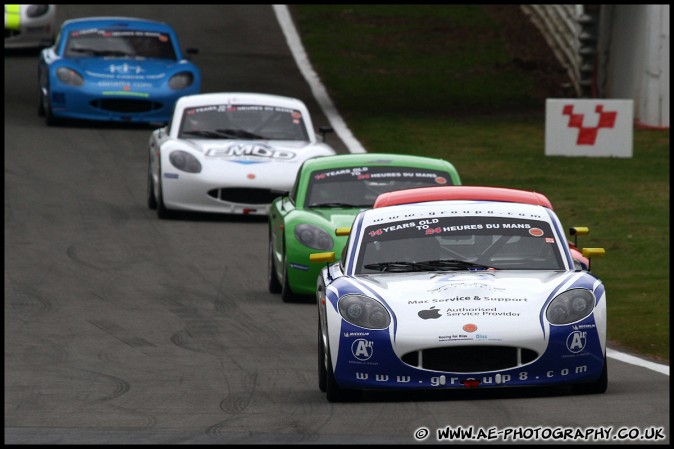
[364,259,495,272]
[415,259,495,271]
[308,202,370,208]
[215,129,264,139]
[363,261,427,272]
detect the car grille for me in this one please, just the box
[401,345,538,373]
[207,187,281,205]
[90,99,162,113]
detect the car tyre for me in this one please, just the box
[571,355,608,395]
[37,84,45,117]
[318,320,327,392]
[267,234,282,293]
[41,79,61,126]
[156,166,175,219]
[325,345,360,403]
[147,157,158,210]
[280,256,296,303]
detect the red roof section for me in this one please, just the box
[373,186,554,209]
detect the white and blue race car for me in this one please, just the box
[311,186,607,402]
[147,92,336,218]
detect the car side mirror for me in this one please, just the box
[310,252,336,263]
[581,247,605,271]
[318,126,334,142]
[335,227,351,236]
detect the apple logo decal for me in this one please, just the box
[418,306,442,320]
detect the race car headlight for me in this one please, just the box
[56,67,84,86]
[546,289,595,325]
[295,224,333,251]
[169,150,202,173]
[26,5,50,18]
[168,72,194,90]
[338,295,391,329]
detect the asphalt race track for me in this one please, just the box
[4,5,670,444]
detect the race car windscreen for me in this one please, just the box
[64,29,177,60]
[305,166,453,208]
[356,216,565,273]
[178,105,310,141]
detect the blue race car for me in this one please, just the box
[38,16,200,125]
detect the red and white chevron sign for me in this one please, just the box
[545,99,633,158]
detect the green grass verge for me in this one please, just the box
[293,5,670,363]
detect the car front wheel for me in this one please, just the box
[42,83,60,126]
[147,156,158,210]
[280,256,296,303]
[325,344,360,403]
[318,320,327,392]
[156,164,174,219]
[268,234,282,293]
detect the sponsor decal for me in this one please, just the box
[163,173,179,179]
[566,331,587,353]
[475,333,495,340]
[370,220,542,238]
[446,307,520,317]
[353,364,590,386]
[437,332,499,341]
[368,220,417,237]
[108,63,145,74]
[313,167,447,183]
[418,306,442,320]
[409,295,527,305]
[94,80,153,88]
[206,143,295,160]
[428,282,491,293]
[463,323,477,332]
[529,228,544,237]
[481,296,528,303]
[439,334,473,342]
[343,331,370,337]
[409,296,473,304]
[289,263,308,271]
[351,339,373,361]
[101,91,149,98]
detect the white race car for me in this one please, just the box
[311,186,607,402]
[4,5,56,49]
[147,93,336,218]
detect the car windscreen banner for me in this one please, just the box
[310,166,450,185]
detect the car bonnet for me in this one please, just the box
[328,269,603,358]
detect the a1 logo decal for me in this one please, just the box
[351,339,373,361]
[566,331,587,353]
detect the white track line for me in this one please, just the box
[273,4,367,153]
[274,4,670,377]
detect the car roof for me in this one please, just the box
[362,197,553,226]
[60,17,172,31]
[174,92,308,110]
[374,186,553,209]
[300,153,455,171]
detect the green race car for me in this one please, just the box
[267,153,462,302]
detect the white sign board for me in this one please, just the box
[545,99,633,158]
